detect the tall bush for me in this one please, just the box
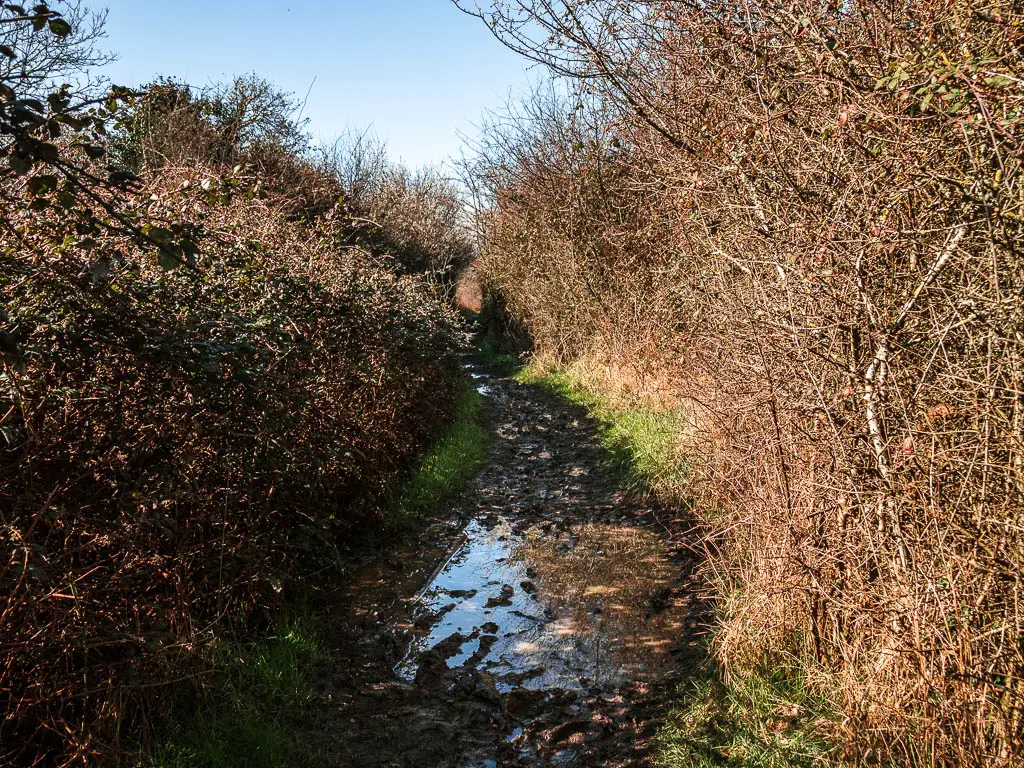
[1,6,466,763]
[462,0,1024,763]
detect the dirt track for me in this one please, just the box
[308,361,709,767]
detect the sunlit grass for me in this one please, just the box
[515,363,690,495]
[654,662,839,768]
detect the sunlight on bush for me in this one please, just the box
[465,0,1024,761]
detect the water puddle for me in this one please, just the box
[393,514,685,692]
[323,368,703,767]
[469,370,493,396]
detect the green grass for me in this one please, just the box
[474,333,524,375]
[654,662,839,768]
[389,385,489,526]
[146,619,325,768]
[515,364,690,494]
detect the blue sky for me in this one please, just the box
[94,1,535,169]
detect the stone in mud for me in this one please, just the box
[504,687,546,717]
[480,621,500,634]
[413,601,458,630]
[548,719,592,744]
[466,669,502,705]
[415,631,470,683]
[499,667,547,691]
[485,584,515,608]
[471,634,499,664]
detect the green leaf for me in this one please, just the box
[983,75,1014,88]
[35,142,58,163]
[181,238,199,261]
[9,153,32,175]
[157,249,180,269]
[81,143,105,160]
[144,226,174,244]
[108,169,138,185]
[47,91,69,112]
[27,174,58,195]
[18,98,44,113]
[47,17,70,37]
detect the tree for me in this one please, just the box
[206,74,309,159]
[0,2,199,265]
[321,126,389,208]
[0,0,111,100]
[110,75,312,173]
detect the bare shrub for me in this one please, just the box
[321,130,475,295]
[1,49,465,765]
[461,0,1024,763]
[0,157,464,764]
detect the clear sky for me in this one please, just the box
[93,1,535,169]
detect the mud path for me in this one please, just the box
[310,360,708,767]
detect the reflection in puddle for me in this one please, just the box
[394,516,684,691]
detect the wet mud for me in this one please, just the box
[311,361,709,767]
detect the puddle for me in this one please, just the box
[469,368,494,396]
[394,515,685,692]
[318,364,705,768]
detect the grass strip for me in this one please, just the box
[654,663,839,768]
[146,620,325,768]
[389,385,489,526]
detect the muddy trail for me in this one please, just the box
[309,359,710,767]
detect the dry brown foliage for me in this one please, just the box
[462,0,1024,763]
[1,131,464,764]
